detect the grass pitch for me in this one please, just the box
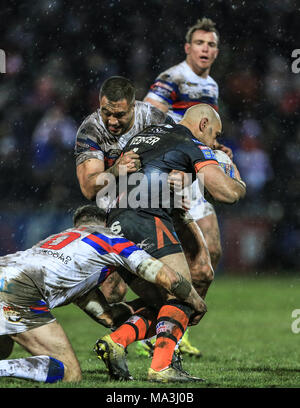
[1,275,300,389]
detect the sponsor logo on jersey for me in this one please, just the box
[198,146,216,160]
[185,82,198,87]
[137,238,155,252]
[3,306,22,322]
[129,135,160,146]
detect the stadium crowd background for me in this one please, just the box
[0,0,299,273]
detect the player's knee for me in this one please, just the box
[190,255,214,284]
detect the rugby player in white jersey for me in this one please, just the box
[75,76,218,359]
[0,205,205,383]
[144,18,232,356]
[76,76,168,305]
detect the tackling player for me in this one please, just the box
[0,205,204,384]
[144,17,229,355]
[95,104,246,383]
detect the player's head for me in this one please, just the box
[184,17,219,76]
[73,205,107,227]
[99,76,136,137]
[180,104,222,149]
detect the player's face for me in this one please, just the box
[205,120,222,149]
[185,30,219,76]
[100,96,135,136]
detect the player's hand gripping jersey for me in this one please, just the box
[145,61,219,123]
[109,123,218,218]
[0,225,150,334]
[75,101,171,169]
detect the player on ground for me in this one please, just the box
[0,205,204,384]
[144,17,228,355]
[95,104,246,383]
[75,76,217,358]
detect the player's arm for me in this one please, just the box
[128,256,206,317]
[144,97,169,113]
[141,258,206,316]
[144,76,177,113]
[198,163,246,203]
[74,286,136,329]
[76,152,141,201]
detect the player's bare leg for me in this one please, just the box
[176,220,214,299]
[147,252,205,382]
[196,212,222,271]
[174,220,214,358]
[95,252,206,382]
[5,321,82,383]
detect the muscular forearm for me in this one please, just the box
[216,177,246,203]
[77,152,140,201]
[136,258,206,315]
[200,166,246,204]
[78,164,119,201]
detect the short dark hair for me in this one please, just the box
[99,76,135,105]
[73,205,107,227]
[185,17,219,44]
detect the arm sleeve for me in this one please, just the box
[85,232,152,275]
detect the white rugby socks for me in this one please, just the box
[0,355,64,383]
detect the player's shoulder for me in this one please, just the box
[77,110,99,130]
[156,61,186,84]
[76,109,109,142]
[189,139,217,160]
[135,100,166,124]
[206,74,219,89]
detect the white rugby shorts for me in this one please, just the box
[0,267,55,335]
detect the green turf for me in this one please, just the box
[1,275,300,389]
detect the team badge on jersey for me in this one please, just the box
[198,146,216,160]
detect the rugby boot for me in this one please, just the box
[179,329,202,358]
[147,365,205,383]
[94,334,133,381]
[135,339,155,357]
[171,349,187,373]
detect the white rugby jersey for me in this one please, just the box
[75,100,167,168]
[145,60,219,123]
[0,225,150,310]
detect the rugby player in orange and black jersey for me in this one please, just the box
[112,123,217,214]
[106,123,219,259]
